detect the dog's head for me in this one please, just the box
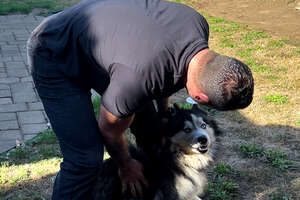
[161,104,219,155]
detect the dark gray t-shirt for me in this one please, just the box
[36,0,209,117]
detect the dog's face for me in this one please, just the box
[164,104,217,155]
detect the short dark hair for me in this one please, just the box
[198,54,254,111]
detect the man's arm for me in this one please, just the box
[98,104,148,196]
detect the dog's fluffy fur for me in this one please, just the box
[93,104,220,200]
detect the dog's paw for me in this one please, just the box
[195,197,202,200]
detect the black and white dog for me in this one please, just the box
[93,104,220,200]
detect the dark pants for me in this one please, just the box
[28,35,156,200]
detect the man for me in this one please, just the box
[27,0,254,199]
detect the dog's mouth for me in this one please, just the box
[197,146,208,153]
[191,144,209,154]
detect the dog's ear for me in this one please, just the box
[167,104,179,116]
[173,103,180,113]
[191,104,208,117]
[191,104,198,111]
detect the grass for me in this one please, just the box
[239,144,264,158]
[241,30,269,45]
[263,94,288,104]
[212,162,235,177]
[177,103,193,110]
[271,193,294,200]
[268,40,285,47]
[205,180,239,200]
[0,0,81,15]
[251,65,272,73]
[239,144,294,171]
[205,163,238,200]
[0,129,62,199]
[1,129,60,165]
[92,95,101,118]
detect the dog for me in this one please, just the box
[93,104,220,200]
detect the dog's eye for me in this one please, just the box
[200,123,206,129]
[184,127,192,133]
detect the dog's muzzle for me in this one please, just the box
[193,135,209,153]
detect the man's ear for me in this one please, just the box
[195,92,209,103]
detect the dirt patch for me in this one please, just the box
[194,0,300,45]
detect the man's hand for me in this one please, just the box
[119,158,149,197]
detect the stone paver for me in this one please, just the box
[0,14,47,153]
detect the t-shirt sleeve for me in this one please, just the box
[101,63,151,118]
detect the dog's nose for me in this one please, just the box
[197,136,208,145]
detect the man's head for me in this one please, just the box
[187,50,254,111]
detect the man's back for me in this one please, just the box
[37,0,209,73]
[34,0,210,117]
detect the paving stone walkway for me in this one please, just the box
[0,14,48,153]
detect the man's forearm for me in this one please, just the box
[101,129,131,167]
[98,104,134,167]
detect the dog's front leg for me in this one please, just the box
[194,197,202,200]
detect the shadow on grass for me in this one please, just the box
[0,172,56,200]
[204,110,300,200]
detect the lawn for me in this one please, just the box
[0,0,80,15]
[0,0,299,199]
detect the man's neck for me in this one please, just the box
[186,48,211,89]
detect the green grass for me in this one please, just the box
[263,94,288,104]
[264,150,294,170]
[213,162,235,177]
[177,103,193,110]
[244,59,258,67]
[220,37,237,48]
[294,47,300,55]
[239,144,294,171]
[268,40,285,47]
[239,144,264,158]
[271,193,294,200]
[263,74,280,80]
[237,46,264,58]
[0,129,62,189]
[251,65,272,73]
[275,66,288,72]
[204,163,238,199]
[92,95,101,118]
[0,129,60,165]
[241,30,269,45]
[0,0,81,15]
[206,180,238,200]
